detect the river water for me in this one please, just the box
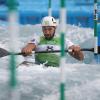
[0,21,100,100]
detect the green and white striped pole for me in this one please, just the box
[60,0,66,100]
[94,0,99,62]
[96,0,100,62]
[7,0,20,100]
[48,0,52,16]
[97,23,100,62]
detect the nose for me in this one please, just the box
[45,29,50,34]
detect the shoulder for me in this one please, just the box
[29,35,40,45]
[65,38,74,48]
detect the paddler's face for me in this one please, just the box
[42,26,56,40]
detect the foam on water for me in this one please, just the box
[0,22,100,100]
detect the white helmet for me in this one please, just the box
[41,16,57,27]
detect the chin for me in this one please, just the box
[45,37,53,40]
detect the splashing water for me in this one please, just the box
[0,22,100,100]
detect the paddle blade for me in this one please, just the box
[0,48,10,57]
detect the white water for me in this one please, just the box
[0,21,100,100]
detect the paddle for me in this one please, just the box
[0,47,94,58]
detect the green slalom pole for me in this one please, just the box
[97,23,100,62]
[8,0,20,100]
[48,0,52,16]
[60,0,66,100]
[8,0,17,88]
[94,0,99,63]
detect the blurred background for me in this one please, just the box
[0,0,100,27]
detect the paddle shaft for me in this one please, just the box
[16,48,94,55]
[0,47,94,58]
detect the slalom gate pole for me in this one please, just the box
[97,0,100,62]
[7,0,20,100]
[48,0,52,16]
[60,0,66,100]
[97,23,100,62]
[94,0,100,63]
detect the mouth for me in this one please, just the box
[44,32,55,40]
[44,34,53,40]
[44,34,51,37]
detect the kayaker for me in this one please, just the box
[21,16,84,66]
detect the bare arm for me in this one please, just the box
[21,43,36,56]
[68,45,84,61]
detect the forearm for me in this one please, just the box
[26,43,36,50]
[21,43,36,56]
[68,45,84,61]
[69,51,84,61]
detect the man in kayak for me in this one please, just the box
[21,16,84,67]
